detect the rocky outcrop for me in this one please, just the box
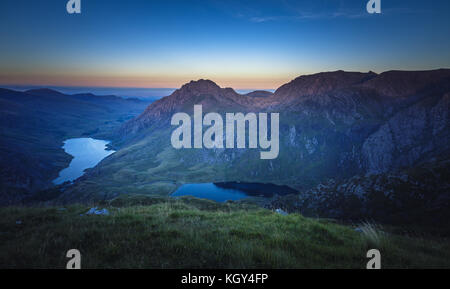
[266,158,450,224]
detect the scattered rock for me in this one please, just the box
[83,207,110,216]
[275,208,288,216]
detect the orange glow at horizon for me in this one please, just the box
[0,73,293,90]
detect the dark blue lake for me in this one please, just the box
[171,182,298,202]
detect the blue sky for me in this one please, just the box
[0,0,449,89]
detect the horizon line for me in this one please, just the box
[2,67,449,92]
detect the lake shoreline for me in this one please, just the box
[53,138,115,185]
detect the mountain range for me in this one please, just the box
[49,69,450,224]
[1,69,449,224]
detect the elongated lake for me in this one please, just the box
[171,182,298,202]
[53,138,115,185]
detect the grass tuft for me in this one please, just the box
[358,221,390,249]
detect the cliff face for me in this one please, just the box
[362,92,450,173]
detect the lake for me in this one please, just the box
[53,138,115,185]
[171,182,298,202]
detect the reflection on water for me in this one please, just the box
[53,138,115,185]
[171,182,297,203]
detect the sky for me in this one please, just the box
[0,0,449,90]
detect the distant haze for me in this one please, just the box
[1,86,176,100]
[1,85,275,100]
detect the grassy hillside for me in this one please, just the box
[1,196,449,269]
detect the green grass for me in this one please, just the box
[0,196,449,269]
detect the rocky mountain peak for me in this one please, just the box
[177,79,222,96]
[120,79,244,135]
